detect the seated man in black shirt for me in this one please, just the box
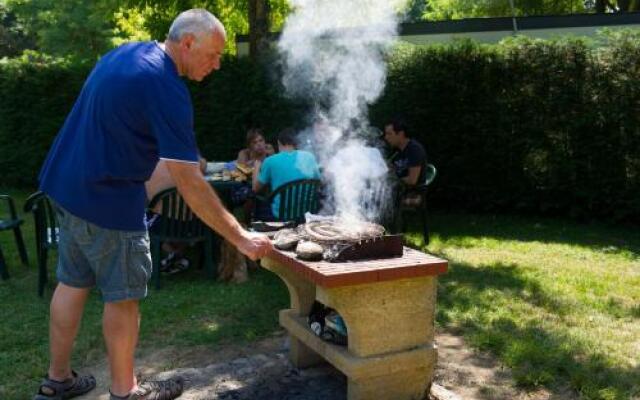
[383,118,427,186]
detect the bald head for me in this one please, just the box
[163,9,226,81]
[167,9,226,43]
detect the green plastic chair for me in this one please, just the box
[147,187,216,289]
[0,194,29,280]
[23,192,57,296]
[399,163,437,245]
[256,179,322,224]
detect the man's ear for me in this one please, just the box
[181,33,196,50]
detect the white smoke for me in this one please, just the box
[278,0,406,224]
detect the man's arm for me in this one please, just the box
[165,161,272,260]
[252,159,265,193]
[237,149,249,164]
[402,166,422,186]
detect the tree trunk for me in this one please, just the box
[618,0,631,11]
[248,0,270,59]
[595,0,607,12]
[596,0,613,14]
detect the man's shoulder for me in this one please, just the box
[296,150,317,161]
[108,41,173,79]
[408,139,426,155]
[409,138,425,149]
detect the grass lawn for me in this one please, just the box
[418,213,640,400]
[1,187,639,399]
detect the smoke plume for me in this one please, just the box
[277,0,406,225]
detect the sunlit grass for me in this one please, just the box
[0,188,288,399]
[407,213,640,400]
[2,188,639,399]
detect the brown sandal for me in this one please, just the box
[33,370,96,400]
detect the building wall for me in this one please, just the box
[400,25,639,45]
[236,13,640,57]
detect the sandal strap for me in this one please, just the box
[34,378,67,399]
[63,370,96,399]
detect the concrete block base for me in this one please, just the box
[263,257,440,400]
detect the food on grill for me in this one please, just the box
[265,218,392,261]
[273,228,303,250]
[252,221,296,233]
[304,220,385,243]
[295,241,324,261]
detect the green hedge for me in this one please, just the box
[0,53,300,188]
[0,54,90,190]
[371,34,640,222]
[1,35,639,222]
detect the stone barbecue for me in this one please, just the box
[262,242,448,400]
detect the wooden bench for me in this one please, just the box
[262,247,448,400]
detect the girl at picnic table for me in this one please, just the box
[236,128,275,167]
[232,128,275,221]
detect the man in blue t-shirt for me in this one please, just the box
[34,9,272,400]
[252,128,321,219]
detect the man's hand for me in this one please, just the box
[237,230,274,260]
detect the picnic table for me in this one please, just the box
[262,247,448,400]
[204,175,246,208]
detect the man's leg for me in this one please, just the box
[48,283,90,381]
[103,299,140,397]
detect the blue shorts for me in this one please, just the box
[54,203,152,303]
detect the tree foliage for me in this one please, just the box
[4,0,124,58]
[2,0,290,58]
[419,0,640,20]
[122,0,290,53]
[0,2,35,57]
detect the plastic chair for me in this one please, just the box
[399,163,437,245]
[256,179,322,224]
[147,187,216,289]
[0,194,29,280]
[23,192,57,296]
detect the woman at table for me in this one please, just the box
[236,128,275,167]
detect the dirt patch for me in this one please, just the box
[433,331,577,400]
[75,329,577,400]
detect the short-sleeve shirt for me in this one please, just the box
[258,150,321,218]
[38,41,199,231]
[392,139,427,184]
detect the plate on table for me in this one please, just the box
[206,162,226,174]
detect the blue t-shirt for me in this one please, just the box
[39,41,199,231]
[258,150,321,218]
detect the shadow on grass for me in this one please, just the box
[421,212,640,258]
[437,260,640,400]
[436,261,575,322]
[138,268,289,347]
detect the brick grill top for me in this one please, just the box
[266,247,448,288]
